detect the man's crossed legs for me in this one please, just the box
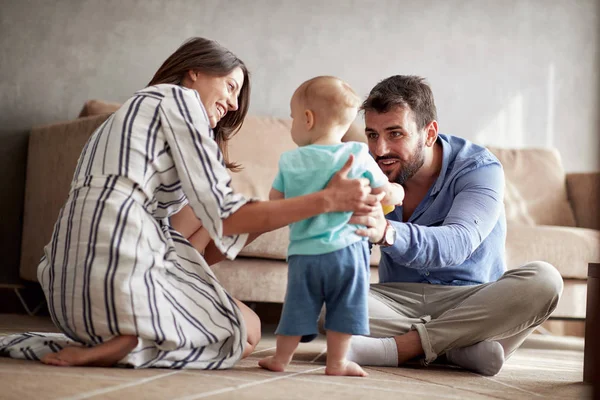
[342,261,563,376]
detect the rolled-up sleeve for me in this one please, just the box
[383,163,504,269]
[159,86,249,260]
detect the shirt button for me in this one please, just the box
[425,271,430,276]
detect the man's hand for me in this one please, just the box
[350,204,387,244]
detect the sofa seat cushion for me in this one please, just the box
[239,228,383,267]
[212,257,380,303]
[505,224,600,279]
[552,278,587,319]
[487,147,576,227]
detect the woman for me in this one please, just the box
[0,38,380,369]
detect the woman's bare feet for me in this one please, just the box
[325,360,368,377]
[258,355,288,372]
[41,335,138,367]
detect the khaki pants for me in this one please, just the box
[367,261,563,364]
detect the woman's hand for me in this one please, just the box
[325,154,385,214]
[350,205,387,244]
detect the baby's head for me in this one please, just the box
[289,76,361,146]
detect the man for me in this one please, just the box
[348,75,563,376]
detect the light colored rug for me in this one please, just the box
[0,314,591,399]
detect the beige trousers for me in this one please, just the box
[367,261,563,364]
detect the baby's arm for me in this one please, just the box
[269,188,285,201]
[372,182,404,206]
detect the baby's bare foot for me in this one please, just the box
[258,356,288,372]
[326,360,368,377]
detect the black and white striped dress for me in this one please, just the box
[0,84,250,369]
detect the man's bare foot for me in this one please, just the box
[258,356,288,372]
[326,360,368,377]
[41,335,138,367]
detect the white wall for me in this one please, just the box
[3,0,599,170]
[0,0,598,281]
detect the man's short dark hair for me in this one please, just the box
[362,75,438,130]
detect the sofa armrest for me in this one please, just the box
[566,172,600,230]
[19,114,111,282]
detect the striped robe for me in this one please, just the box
[0,84,250,369]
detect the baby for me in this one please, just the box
[258,76,404,377]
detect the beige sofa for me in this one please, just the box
[19,109,600,323]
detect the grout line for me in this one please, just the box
[367,367,508,400]
[239,367,462,388]
[507,365,582,373]
[368,367,458,390]
[481,376,544,398]
[248,346,276,355]
[288,376,464,399]
[174,366,325,400]
[179,371,255,382]
[0,367,131,382]
[310,348,327,363]
[62,371,180,400]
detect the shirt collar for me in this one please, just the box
[430,135,451,196]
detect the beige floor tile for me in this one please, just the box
[0,368,127,400]
[0,315,590,399]
[200,372,490,400]
[367,366,543,400]
[0,358,174,381]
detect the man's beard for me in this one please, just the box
[383,139,425,185]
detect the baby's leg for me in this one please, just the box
[259,335,301,372]
[325,330,368,377]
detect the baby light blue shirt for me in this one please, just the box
[273,142,388,256]
[379,134,507,286]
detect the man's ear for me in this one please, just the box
[304,109,315,130]
[424,120,439,147]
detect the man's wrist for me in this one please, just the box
[369,220,388,245]
[374,220,396,247]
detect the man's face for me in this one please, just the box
[365,106,425,185]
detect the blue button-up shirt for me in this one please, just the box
[379,134,507,286]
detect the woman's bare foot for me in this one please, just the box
[258,356,288,372]
[41,335,138,367]
[325,360,368,377]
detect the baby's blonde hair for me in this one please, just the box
[294,76,361,128]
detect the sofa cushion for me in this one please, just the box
[227,116,294,260]
[228,116,295,200]
[505,224,600,279]
[77,99,121,118]
[487,147,576,227]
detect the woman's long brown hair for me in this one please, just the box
[148,37,250,171]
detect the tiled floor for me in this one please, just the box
[0,315,592,399]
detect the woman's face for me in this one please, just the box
[184,67,244,128]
